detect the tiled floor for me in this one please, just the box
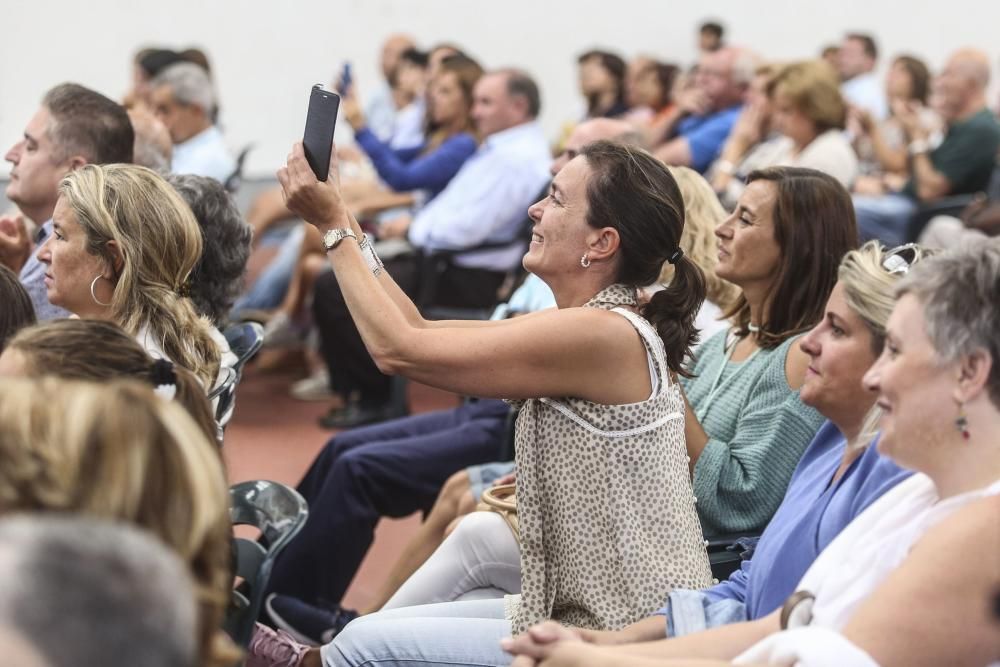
[222,355,462,610]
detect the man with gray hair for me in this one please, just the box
[853,48,1000,245]
[151,61,235,182]
[0,515,197,667]
[653,47,756,173]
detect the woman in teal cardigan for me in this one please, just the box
[681,166,858,536]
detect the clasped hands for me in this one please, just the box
[502,620,625,667]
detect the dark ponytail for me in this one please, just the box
[642,255,706,377]
[580,140,706,375]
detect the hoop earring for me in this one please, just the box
[90,275,112,307]
[955,402,970,441]
[580,254,591,268]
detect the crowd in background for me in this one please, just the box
[0,18,998,667]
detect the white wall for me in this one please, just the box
[1,0,997,178]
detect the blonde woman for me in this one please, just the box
[36,164,222,387]
[662,166,739,340]
[0,378,236,667]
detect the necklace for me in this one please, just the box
[695,329,761,422]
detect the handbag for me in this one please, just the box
[476,483,519,543]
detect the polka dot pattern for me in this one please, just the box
[510,284,713,633]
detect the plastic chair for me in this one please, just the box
[224,144,254,194]
[223,321,264,380]
[207,366,239,439]
[224,480,308,648]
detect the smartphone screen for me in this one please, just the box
[303,85,341,181]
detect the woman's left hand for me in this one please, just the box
[277,142,347,230]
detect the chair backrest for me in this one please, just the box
[224,144,254,194]
[223,321,264,379]
[224,480,308,648]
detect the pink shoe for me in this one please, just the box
[246,623,310,667]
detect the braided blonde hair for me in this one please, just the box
[59,164,220,387]
[0,378,238,667]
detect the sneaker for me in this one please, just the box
[265,594,359,646]
[317,401,398,430]
[289,368,334,402]
[262,312,303,349]
[246,623,309,667]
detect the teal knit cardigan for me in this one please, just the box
[680,329,825,536]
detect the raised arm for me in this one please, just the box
[279,142,652,404]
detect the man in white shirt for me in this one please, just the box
[150,62,235,183]
[838,33,888,120]
[312,68,551,427]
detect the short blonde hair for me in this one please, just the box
[837,241,932,442]
[662,166,739,310]
[767,60,846,132]
[0,378,236,667]
[59,164,220,387]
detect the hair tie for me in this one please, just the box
[150,358,177,401]
[667,248,684,265]
[177,278,192,298]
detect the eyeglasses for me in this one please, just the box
[882,243,921,275]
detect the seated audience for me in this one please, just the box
[269,139,714,659]
[345,167,738,615]
[852,48,1000,245]
[502,242,918,659]
[0,318,218,443]
[377,47,430,151]
[708,64,777,205]
[653,47,756,173]
[257,119,638,643]
[36,163,223,388]
[0,265,35,351]
[124,47,186,110]
[310,68,551,427]
[577,49,629,119]
[505,239,1000,667]
[624,61,681,145]
[151,61,235,182]
[340,54,481,217]
[0,516,199,667]
[836,32,888,119]
[714,60,858,206]
[250,174,852,667]
[1,83,134,320]
[355,34,417,142]
[0,377,235,667]
[349,169,852,628]
[850,54,937,186]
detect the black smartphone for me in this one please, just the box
[340,62,353,95]
[303,84,341,181]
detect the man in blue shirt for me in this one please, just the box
[311,68,551,428]
[653,47,755,173]
[0,84,134,321]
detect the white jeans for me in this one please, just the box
[382,511,521,609]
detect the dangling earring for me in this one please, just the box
[90,275,112,307]
[955,402,970,441]
[580,254,591,268]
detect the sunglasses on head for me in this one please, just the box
[881,243,922,275]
